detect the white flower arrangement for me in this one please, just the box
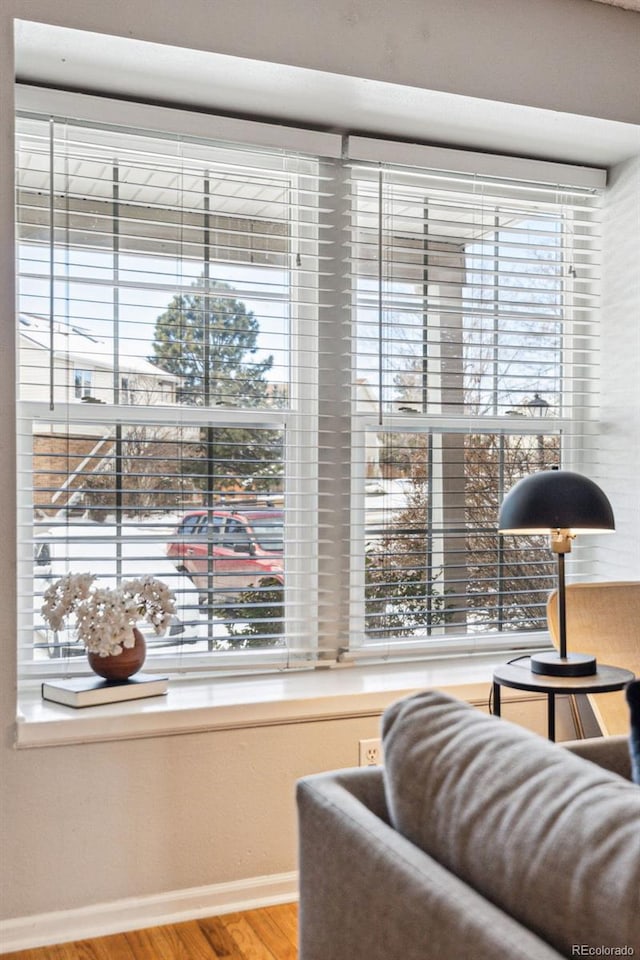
[41,573,177,658]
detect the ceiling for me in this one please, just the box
[14,20,640,171]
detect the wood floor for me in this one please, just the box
[2,903,298,960]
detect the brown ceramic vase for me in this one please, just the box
[87,626,146,681]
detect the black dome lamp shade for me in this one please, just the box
[498,468,615,677]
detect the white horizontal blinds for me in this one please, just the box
[17,116,324,409]
[351,164,601,420]
[16,113,321,674]
[356,426,562,646]
[15,97,605,673]
[349,159,602,649]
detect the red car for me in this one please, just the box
[166,506,284,601]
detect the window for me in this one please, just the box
[74,369,93,400]
[16,105,327,677]
[347,155,601,657]
[15,95,602,681]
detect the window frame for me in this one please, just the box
[345,155,602,659]
[15,100,335,681]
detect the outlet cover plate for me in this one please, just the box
[359,738,383,766]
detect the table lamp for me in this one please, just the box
[498,467,615,677]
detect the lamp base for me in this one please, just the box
[530,652,598,677]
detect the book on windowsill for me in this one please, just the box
[41,673,169,708]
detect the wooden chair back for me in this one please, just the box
[546,581,640,735]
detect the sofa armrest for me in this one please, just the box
[562,735,631,780]
[297,768,564,960]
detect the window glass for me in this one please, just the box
[73,369,93,399]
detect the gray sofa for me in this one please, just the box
[297,690,640,960]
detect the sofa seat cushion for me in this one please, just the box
[382,690,640,956]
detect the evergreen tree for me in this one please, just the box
[150,279,274,407]
[150,278,284,492]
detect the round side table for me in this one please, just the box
[492,658,635,741]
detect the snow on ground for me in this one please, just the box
[31,480,416,657]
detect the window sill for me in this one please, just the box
[15,653,506,748]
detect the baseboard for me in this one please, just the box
[0,870,299,954]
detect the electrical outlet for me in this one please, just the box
[359,738,383,766]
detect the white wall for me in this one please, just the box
[7,0,640,124]
[1,0,639,936]
[0,716,380,919]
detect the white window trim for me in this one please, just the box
[348,136,607,192]
[15,85,606,189]
[16,85,344,159]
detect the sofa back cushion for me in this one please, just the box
[382,690,640,956]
